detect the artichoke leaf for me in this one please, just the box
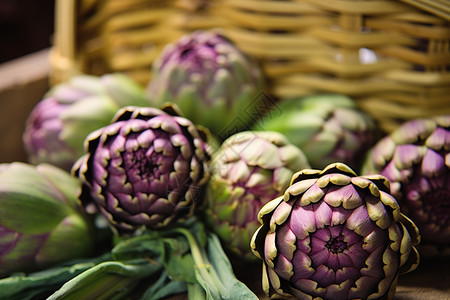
[102,74,149,108]
[205,234,258,300]
[47,260,159,300]
[0,255,110,300]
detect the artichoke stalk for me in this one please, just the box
[251,163,420,299]
[205,131,310,261]
[362,115,450,248]
[0,162,95,277]
[146,30,264,138]
[23,73,151,171]
[253,94,377,170]
[73,105,210,235]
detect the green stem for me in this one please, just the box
[174,228,228,299]
[174,228,205,271]
[187,283,206,300]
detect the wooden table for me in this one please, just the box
[234,255,450,299]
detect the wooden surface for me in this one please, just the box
[233,255,450,299]
[0,48,51,164]
[394,255,450,300]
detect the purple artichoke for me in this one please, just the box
[23,73,150,171]
[147,30,264,138]
[362,115,449,247]
[251,163,420,299]
[205,131,310,261]
[253,94,377,170]
[23,97,78,171]
[73,105,210,234]
[0,162,95,277]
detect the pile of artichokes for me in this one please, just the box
[1,29,449,300]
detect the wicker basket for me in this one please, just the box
[50,0,450,132]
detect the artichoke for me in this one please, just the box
[253,94,377,170]
[205,131,310,261]
[362,115,450,247]
[251,163,420,299]
[0,162,95,277]
[23,73,150,171]
[73,105,210,235]
[146,30,264,138]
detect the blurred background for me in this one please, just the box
[0,0,54,63]
[0,0,55,163]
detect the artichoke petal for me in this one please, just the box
[361,115,449,247]
[0,163,95,277]
[23,74,151,171]
[253,94,377,169]
[147,30,264,137]
[206,131,310,261]
[73,106,210,234]
[251,162,420,299]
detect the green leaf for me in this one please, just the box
[36,214,94,266]
[139,271,187,300]
[61,96,118,125]
[187,219,208,248]
[112,234,163,261]
[112,231,198,284]
[102,73,150,108]
[0,163,74,214]
[194,267,219,300]
[36,164,82,209]
[206,234,258,300]
[163,243,196,284]
[257,111,322,147]
[301,130,338,162]
[173,86,204,125]
[0,255,109,300]
[60,96,119,149]
[0,191,70,234]
[47,260,160,300]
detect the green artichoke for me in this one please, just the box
[362,115,449,248]
[253,94,377,170]
[23,73,150,171]
[73,105,211,235]
[146,30,264,138]
[205,131,310,261]
[0,162,95,277]
[251,163,420,299]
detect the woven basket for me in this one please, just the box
[50,0,450,132]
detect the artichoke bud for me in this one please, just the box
[362,115,450,250]
[0,162,95,277]
[73,104,211,235]
[253,94,378,170]
[23,73,151,171]
[146,30,264,138]
[205,131,310,261]
[251,162,420,299]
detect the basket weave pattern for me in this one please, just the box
[51,0,450,132]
